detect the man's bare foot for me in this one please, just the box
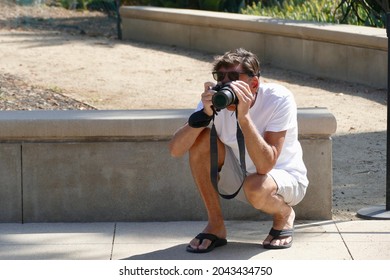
[262,207,295,249]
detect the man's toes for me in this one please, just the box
[271,236,291,246]
[198,239,212,250]
[270,238,281,247]
[262,235,273,246]
[189,238,200,249]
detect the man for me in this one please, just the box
[169,48,308,252]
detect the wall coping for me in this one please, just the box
[120,6,386,51]
[0,108,336,141]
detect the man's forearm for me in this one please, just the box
[169,124,205,158]
[239,116,278,174]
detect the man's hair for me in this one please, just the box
[212,48,260,77]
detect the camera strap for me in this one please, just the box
[210,110,246,199]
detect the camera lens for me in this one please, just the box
[212,86,237,110]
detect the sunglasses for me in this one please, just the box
[212,71,254,82]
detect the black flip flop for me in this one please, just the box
[186,233,227,253]
[263,227,294,249]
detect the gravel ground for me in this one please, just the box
[0,0,115,110]
[0,72,96,110]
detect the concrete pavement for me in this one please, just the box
[0,219,389,260]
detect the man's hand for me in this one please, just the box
[201,82,216,116]
[230,80,255,121]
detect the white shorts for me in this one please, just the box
[218,147,307,206]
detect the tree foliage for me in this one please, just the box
[336,0,387,27]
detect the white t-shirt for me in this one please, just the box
[196,82,308,187]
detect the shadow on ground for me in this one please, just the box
[332,130,386,218]
[123,242,262,260]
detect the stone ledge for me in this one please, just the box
[297,107,337,137]
[0,108,336,141]
[0,108,336,221]
[120,6,386,51]
[0,110,187,141]
[120,6,386,89]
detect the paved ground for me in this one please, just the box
[0,220,389,260]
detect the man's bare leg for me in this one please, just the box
[243,174,295,247]
[187,128,227,251]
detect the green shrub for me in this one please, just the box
[121,0,244,12]
[241,0,385,27]
[56,0,386,27]
[60,0,90,9]
[59,0,117,12]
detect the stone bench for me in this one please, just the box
[0,108,336,222]
[120,6,386,89]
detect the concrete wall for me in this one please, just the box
[0,108,336,222]
[120,6,387,89]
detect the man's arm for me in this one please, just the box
[169,124,206,158]
[239,116,286,174]
[230,80,286,174]
[169,82,216,158]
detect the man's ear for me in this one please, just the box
[251,76,259,92]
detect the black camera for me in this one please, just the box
[211,82,237,111]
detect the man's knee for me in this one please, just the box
[189,128,226,171]
[243,174,277,209]
[189,128,210,161]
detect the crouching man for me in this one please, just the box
[169,48,308,253]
